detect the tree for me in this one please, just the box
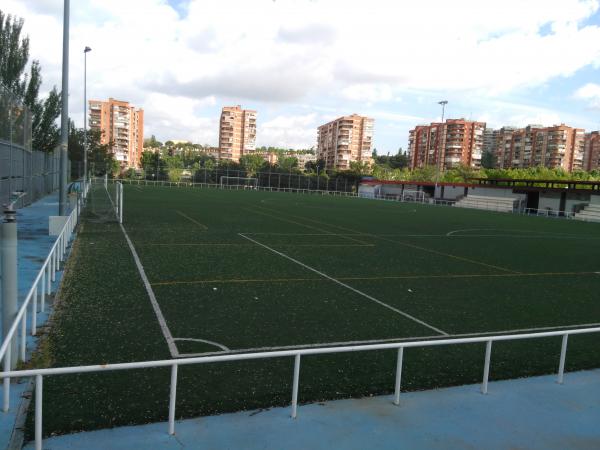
[0,10,61,152]
[481,151,495,169]
[277,156,298,172]
[67,120,115,177]
[239,153,265,176]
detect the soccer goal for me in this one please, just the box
[401,190,426,203]
[220,176,259,190]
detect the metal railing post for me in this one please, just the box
[394,347,404,406]
[481,340,492,394]
[35,374,43,450]
[2,346,11,412]
[291,354,301,419]
[168,364,178,435]
[32,287,38,336]
[41,272,46,312]
[20,313,26,361]
[557,334,569,384]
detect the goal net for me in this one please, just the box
[86,178,123,223]
[220,176,259,189]
[400,190,426,203]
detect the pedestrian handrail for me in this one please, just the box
[0,180,90,416]
[2,323,599,450]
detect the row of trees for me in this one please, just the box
[0,10,61,153]
[1,9,116,178]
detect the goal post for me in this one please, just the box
[219,176,259,189]
[401,190,426,203]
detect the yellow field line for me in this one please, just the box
[150,271,597,286]
[253,205,371,245]
[140,243,374,248]
[260,209,519,274]
[174,210,208,230]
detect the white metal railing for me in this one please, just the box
[112,178,359,198]
[0,180,89,415]
[2,325,599,450]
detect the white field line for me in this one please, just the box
[177,322,600,357]
[239,232,449,336]
[104,184,180,358]
[120,223,180,358]
[173,337,230,351]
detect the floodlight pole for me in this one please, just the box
[58,0,70,216]
[434,100,448,199]
[83,46,91,196]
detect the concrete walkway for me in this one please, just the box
[25,368,600,450]
[1,193,70,450]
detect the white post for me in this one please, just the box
[393,347,404,406]
[119,183,123,224]
[291,354,301,418]
[557,334,569,384]
[20,313,26,361]
[2,346,11,412]
[32,288,38,336]
[41,272,46,313]
[35,374,43,450]
[168,364,178,435]
[481,340,492,394]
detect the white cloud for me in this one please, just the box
[574,83,600,108]
[4,0,600,146]
[258,113,319,149]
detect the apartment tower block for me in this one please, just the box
[88,98,144,168]
[408,119,486,170]
[317,114,374,170]
[218,105,257,161]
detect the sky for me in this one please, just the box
[4,0,600,154]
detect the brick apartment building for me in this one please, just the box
[408,119,485,170]
[585,131,600,171]
[316,114,374,170]
[487,124,585,172]
[88,98,144,168]
[218,105,257,162]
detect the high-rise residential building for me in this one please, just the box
[499,124,585,171]
[408,119,485,170]
[584,131,600,171]
[489,126,518,169]
[218,105,257,161]
[88,98,144,168]
[316,114,374,170]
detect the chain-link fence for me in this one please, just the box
[0,84,60,208]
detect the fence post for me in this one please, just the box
[35,374,43,450]
[481,340,492,394]
[557,334,569,384]
[393,347,404,405]
[169,364,178,435]
[291,354,301,418]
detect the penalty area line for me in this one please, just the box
[239,232,449,336]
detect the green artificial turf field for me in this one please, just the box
[29,182,600,437]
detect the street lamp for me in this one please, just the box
[83,46,91,192]
[435,100,448,198]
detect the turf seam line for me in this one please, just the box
[174,210,208,230]
[177,322,600,357]
[148,271,600,286]
[250,206,371,245]
[104,184,180,358]
[253,208,520,274]
[239,232,449,336]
